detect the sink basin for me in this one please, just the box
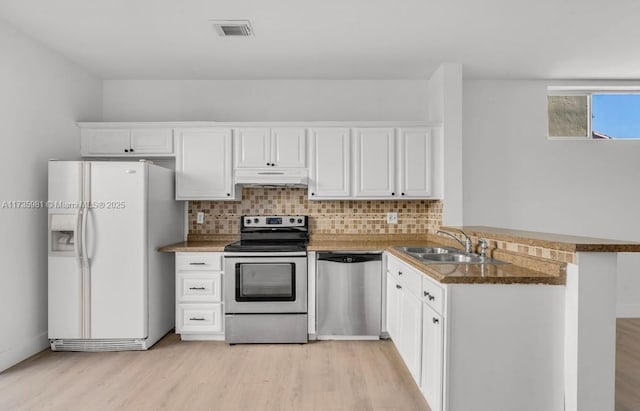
[417,253,506,264]
[398,246,458,255]
[395,246,508,265]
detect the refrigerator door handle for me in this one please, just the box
[75,207,83,261]
[81,205,89,268]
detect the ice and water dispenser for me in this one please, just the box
[49,214,77,253]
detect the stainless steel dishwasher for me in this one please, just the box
[316,252,382,338]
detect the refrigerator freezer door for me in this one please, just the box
[87,162,148,339]
[48,161,84,339]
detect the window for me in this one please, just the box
[548,87,640,140]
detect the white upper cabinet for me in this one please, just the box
[81,127,173,156]
[308,128,351,199]
[129,128,173,154]
[234,128,271,168]
[271,128,307,168]
[235,127,306,168]
[175,128,236,200]
[353,128,396,198]
[398,127,433,198]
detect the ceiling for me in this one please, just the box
[1,0,639,80]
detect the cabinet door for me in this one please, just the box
[175,128,234,200]
[82,128,131,155]
[308,128,350,199]
[353,128,396,198]
[386,272,401,341]
[271,128,306,168]
[421,304,444,411]
[399,288,422,384]
[398,128,432,198]
[130,128,173,154]
[234,128,271,168]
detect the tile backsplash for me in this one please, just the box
[189,188,443,235]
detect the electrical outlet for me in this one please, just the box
[196,212,204,224]
[386,212,398,224]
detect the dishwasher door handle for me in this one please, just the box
[317,253,382,264]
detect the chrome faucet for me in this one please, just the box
[436,229,473,254]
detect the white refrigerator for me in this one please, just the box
[48,160,183,351]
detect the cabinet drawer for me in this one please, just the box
[177,303,223,333]
[397,264,422,297]
[176,252,222,271]
[177,272,222,302]
[387,255,422,296]
[422,277,444,314]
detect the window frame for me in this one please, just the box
[547,86,640,141]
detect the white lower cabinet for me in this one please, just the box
[386,267,422,385]
[398,288,422,382]
[175,252,225,340]
[386,253,565,411]
[421,303,444,411]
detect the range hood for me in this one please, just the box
[235,168,308,187]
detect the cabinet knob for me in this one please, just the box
[398,271,402,276]
[227,193,231,196]
[429,295,435,301]
[432,318,439,324]
[401,192,405,196]
[311,192,315,196]
[130,148,134,152]
[423,291,428,297]
[396,284,402,289]
[124,149,129,153]
[266,162,270,166]
[391,192,395,196]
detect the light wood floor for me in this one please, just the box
[0,335,429,411]
[616,318,640,411]
[3,320,640,411]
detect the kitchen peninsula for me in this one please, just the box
[161,223,640,411]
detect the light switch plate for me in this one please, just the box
[386,212,398,224]
[196,212,204,224]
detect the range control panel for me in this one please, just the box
[241,215,307,228]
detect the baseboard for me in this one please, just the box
[617,304,640,318]
[0,331,49,373]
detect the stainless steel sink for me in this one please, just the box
[398,246,458,255]
[395,246,508,265]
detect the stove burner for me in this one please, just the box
[224,241,307,253]
[224,215,309,253]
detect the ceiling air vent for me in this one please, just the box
[211,20,254,37]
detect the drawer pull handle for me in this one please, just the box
[432,318,439,324]
[189,287,206,290]
[424,291,435,301]
[189,317,206,321]
[396,284,402,289]
[189,262,206,265]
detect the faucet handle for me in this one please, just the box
[478,238,489,257]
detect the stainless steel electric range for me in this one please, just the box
[224,216,308,344]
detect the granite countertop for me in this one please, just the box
[440,226,640,253]
[309,235,566,285]
[158,226,640,285]
[158,235,238,252]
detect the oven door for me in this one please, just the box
[224,254,307,314]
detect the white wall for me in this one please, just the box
[0,20,102,372]
[428,63,463,226]
[102,79,428,121]
[463,80,640,316]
